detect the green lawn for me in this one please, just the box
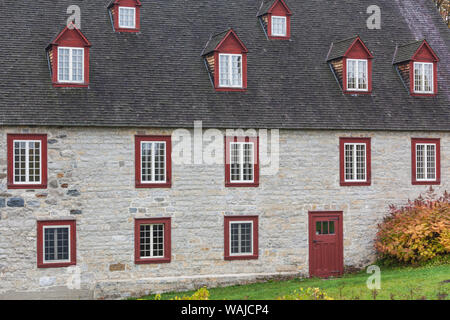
[138,264,450,300]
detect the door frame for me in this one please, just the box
[308,211,344,277]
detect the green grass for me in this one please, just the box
[137,264,450,300]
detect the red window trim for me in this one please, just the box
[342,57,373,95]
[339,137,371,186]
[135,135,172,188]
[411,138,441,185]
[134,218,171,264]
[224,136,259,187]
[224,216,259,261]
[7,134,48,189]
[37,220,76,268]
[111,1,142,33]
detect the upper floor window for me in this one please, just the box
[271,16,287,37]
[134,218,171,264]
[225,137,259,187]
[135,135,172,188]
[414,62,433,94]
[7,134,47,189]
[58,47,84,83]
[412,138,441,185]
[347,59,368,91]
[219,54,242,88]
[118,7,136,29]
[339,137,371,186]
[37,220,76,268]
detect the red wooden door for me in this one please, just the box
[309,211,343,278]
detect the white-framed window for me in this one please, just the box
[43,225,71,264]
[141,141,166,183]
[414,62,433,94]
[230,142,254,183]
[57,47,84,83]
[229,221,253,256]
[118,6,136,29]
[13,140,41,184]
[344,143,367,182]
[271,16,287,37]
[139,223,164,259]
[347,59,368,91]
[219,54,242,88]
[415,143,436,181]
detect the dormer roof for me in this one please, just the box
[107,0,142,9]
[47,24,91,49]
[257,0,292,17]
[202,29,248,56]
[393,39,439,64]
[326,36,373,61]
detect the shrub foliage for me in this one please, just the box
[277,287,333,300]
[375,188,450,263]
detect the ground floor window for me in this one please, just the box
[134,218,171,264]
[37,220,76,268]
[224,216,258,260]
[412,138,440,185]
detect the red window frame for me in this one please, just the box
[111,0,142,33]
[266,0,292,40]
[135,135,172,188]
[224,216,259,261]
[339,137,371,186]
[411,138,441,185]
[37,220,77,268]
[224,136,259,187]
[134,218,171,264]
[7,134,48,189]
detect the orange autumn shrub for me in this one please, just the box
[375,188,450,264]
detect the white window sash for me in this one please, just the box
[229,221,253,256]
[344,143,367,182]
[416,143,437,181]
[271,16,287,36]
[140,224,165,259]
[219,54,242,88]
[118,7,136,29]
[230,142,254,183]
[346,59,368,91]
[140,141,167,184]
[13,140,42,185]
[42,225,71,264]
[413,62,433,94]
[57,47,84,83]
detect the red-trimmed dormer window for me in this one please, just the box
[393,40,439,96]
[258,0,292,40]
[46,25,91,88]
[108,0,141,33]
[326,36,373,94]
[202,29,248,92]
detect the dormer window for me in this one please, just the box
[57,47,84,83]
[326,36,373,95]
[347,59,368,91]
[393,39,439,96]
[118,7,136,29]
[219,54,242,88]
[108,0,141,33]
[46,25,91,88]
[271,16,287,37]
[257,0,292,40]
[413,62,433,94]
[202,29,248,91]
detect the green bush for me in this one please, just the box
[375,188,450,264]
[277,287,333,300]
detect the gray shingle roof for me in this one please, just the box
[257,0,276,17]
[0,0,449,131]
[393,40,426,64]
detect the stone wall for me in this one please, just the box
[0,127,448,299]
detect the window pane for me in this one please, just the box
[272,17,286,36]
[358,60,367,89]
[347,60,356,89]
[230,222,252,254]
[231,55,242,87]
[329,221,335,234]
[426,144,436,180]
[71,49,83,82]
[316,221,321,235]
[58,48,70,81]
[243,143,253,181]
[44,227,69,261]
[416,144,425,180]
[154,143,166,182]
[423,64,432,92]
[414,63,423,92]
[219,55,230,86]
[230,143,241,182]
[141,142,153,182]
[344,144,354,180]
[119,7,135,28]
[356,144,366,181]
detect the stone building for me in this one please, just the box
[0,0,448,299]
